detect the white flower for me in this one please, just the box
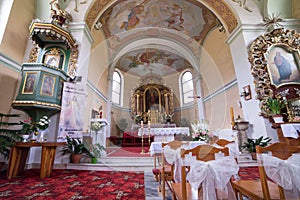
[37,116,50,130]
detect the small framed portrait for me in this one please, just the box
[44,54,60,68]
[242,85,252,100]
[266,45,300,87]
[22,72,37,94]
[41,74,56,96]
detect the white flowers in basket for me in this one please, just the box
[191,119,210,142]
[91,121,104,132]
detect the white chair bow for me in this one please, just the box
[164,144,189,182]
[186,156,239,200]
[259,153,300,199]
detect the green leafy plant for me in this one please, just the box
[0,113,22,159]
[88,143,105,158]
[266,97,285,116]
[60,136,89,155]
[241,136,272,153]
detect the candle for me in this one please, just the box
[230,107,234,123]
[148,120,150,128]
[141,121,143,128]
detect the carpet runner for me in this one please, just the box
[0,169,144,200]
[107,147,150,157]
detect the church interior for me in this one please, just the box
[1,0,300,199]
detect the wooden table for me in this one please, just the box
[6,141,66,179]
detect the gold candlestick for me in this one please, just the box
[147,121,151,154]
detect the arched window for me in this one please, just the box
[181,71,194,104]
[112,70,122,105]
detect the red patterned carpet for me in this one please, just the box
[239,166,260,180]
[0,169,144,200]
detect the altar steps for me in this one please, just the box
[57,152,257,172]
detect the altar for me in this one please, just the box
[138,127,190,142]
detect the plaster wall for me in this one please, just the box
[0,0,34,63]
[293,0,300,18]
[0,64,20,114]
[265,0,292,19]
[228,27,278,139]
[204,86,241,131]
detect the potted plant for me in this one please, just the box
[0,113,23,163]
[265,97,285,123]
[60,136,89,163]
[241,136,272,160]
[88,143,105,164]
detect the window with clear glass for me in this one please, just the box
[112,71,121,105]
[181,71,194,104]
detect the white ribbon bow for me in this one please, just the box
[259,153,300,199]
[186,156,239,200]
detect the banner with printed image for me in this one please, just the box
[58,82,86,140]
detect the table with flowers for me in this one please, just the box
[6,141,66,179]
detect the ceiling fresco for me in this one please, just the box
[99,0,218,43]
[116,48,192,76]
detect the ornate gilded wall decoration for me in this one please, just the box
[68,45,79,78]
[28,45,40,63]
[248,28,300,117]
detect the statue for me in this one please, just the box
[49,0,72,26]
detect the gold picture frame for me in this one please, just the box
[248,28,300,116]
[22,72,37,94]
[41,74,56,96]
[44,54,60,68]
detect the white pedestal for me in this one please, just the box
[90,118,108,157]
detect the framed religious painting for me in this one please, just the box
[22,72,37,94]
[248,28,300,118]
[265,45,300,87]
[40,74,56,96]
[44,54,60,68]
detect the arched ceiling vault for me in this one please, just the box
[85,0,238,77]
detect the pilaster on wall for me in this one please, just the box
[226,25,278,141]
[68,22,94,85]
[67,21,94,133]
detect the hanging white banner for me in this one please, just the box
[58,82,86,140]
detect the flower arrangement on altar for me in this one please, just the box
[20,118,37,135]
[36,116,51,130]
[20,116,50,136]
[190,119,211,142]
[90,121,104,132]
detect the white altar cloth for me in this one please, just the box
[149,141,205,156]
[280,124,300,138]
[138,127,190,142]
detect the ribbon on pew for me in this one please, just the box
[185,156,239,200]
[258,153,300,199]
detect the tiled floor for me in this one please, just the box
[144,170,172,200]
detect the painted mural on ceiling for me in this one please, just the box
[99,0,218,43]
[116,48,192,76]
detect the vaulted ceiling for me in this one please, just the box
[88,0,235,77]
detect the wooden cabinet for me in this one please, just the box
[272,123,300,146]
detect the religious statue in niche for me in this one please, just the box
[146,89,159,111]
